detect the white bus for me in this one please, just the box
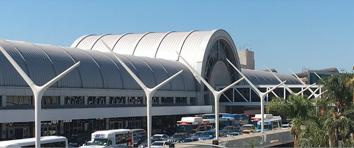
[176,117,212,133]
[0,136,68,148]
[80,129,146,148]
[256,116,282,132]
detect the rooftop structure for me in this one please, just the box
[238,49,255,70]
[0,29,313,143]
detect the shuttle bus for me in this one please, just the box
[201,113,239,128]
[256,116,282,132]
[80,129,145,147]
[0,136,68,148]
[176,117,211,133]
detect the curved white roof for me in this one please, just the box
[0,40,197,91]
[242,69,300,85]
[71,29,240,76]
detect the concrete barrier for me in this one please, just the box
[177,128,293,148]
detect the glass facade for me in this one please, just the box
[65,96,85,105]
[87,96,106,105]
[6,96,33,107]
[1,95,196,109]
[161,97,173,105]
[176,97,187,104]
[42,96,60,106]
[109,96,126,105]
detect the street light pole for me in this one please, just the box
[177,54,245,143]
[226,59,285,142]
[101,41,183,148]
[0,47,80,148]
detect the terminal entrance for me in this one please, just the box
[0,115,190,145]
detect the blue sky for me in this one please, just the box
[0,0,353,73]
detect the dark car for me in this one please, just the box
[167,133,191,143]
[190,131,215,141]
[151,134,169,142]
[220,126,241,137]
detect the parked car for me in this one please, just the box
[220,126,240,137]
[241,124,255,134]
[138,140,147,148]
[167,133,191,143]
[226,131,240,136]
[151,141,172,148]
[151,134,169,142]
[282,123,290,129]
[190,131,215,141]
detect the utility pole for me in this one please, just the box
[0,47,80,148]
[102,41,183,148]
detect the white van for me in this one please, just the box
[0,136,68,148]
[80,129,146,148]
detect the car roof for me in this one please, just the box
[153,134,167,136]
[93,129,130,135]
[152,141,168,144]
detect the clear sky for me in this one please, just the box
[0,0,353,73]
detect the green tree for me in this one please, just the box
[267,95,313,147]
[321,74,354,147]
[268,74,354,147]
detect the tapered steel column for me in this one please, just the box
[102,41,183,148]
[0,47,80,148]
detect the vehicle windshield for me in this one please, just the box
[152,142,164,146]
[223,126,237,131]
[87,138,109,146]
[172,134,187,139]
[202,114,220,119]
[257,124,271,130]
[193,132,206,137]
[199,132,213,137]
[176,125,193,133]
[152,135,166,140]
[243,125,254,130]
[152,135,162,138]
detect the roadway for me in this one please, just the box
[176,128,293,148]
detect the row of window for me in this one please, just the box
[2,96,197,107]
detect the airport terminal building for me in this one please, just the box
[0,29,302,143]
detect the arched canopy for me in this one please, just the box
[71,29,241,81]
[0,40,197,91]
[241,69,300,85]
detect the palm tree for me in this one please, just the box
[268,74,354,147]
[300,118,328,147]
[321,74,354,147]
[267,95,314,147]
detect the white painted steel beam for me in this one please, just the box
[178,53,245,143]
[102,41,183,148]
[227,59,285,142]
[0,47,80,148]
